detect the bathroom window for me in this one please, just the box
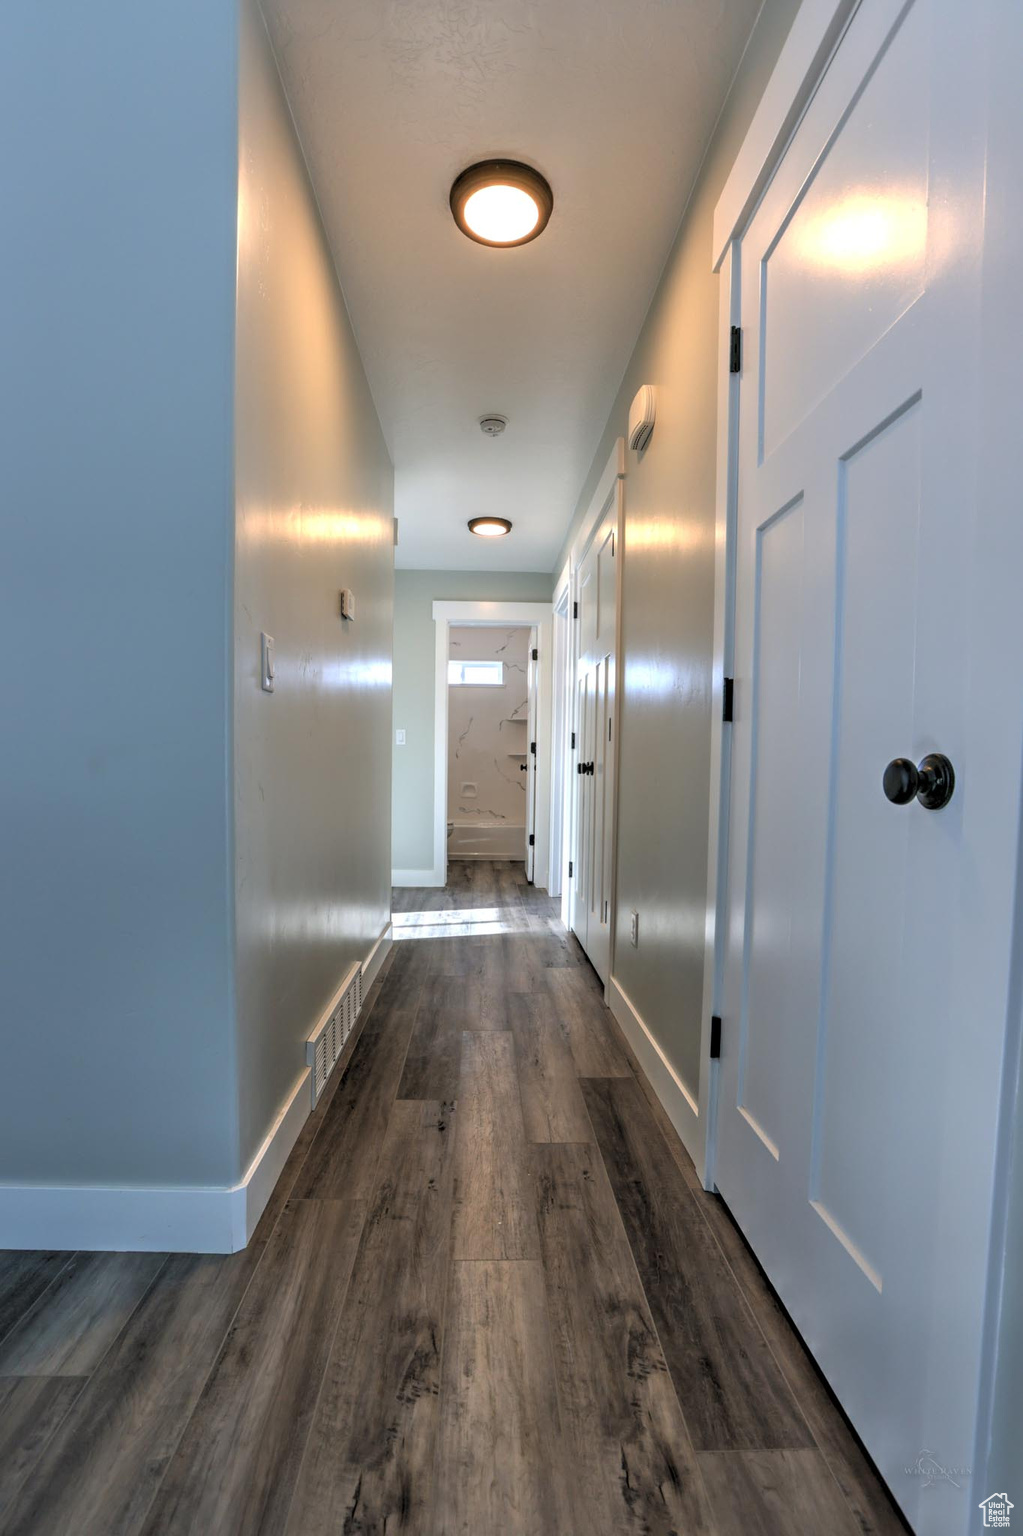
[448,660,504,687]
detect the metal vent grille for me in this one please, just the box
[306,961,363,1107]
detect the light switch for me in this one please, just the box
[261,633,275,693]
[395,728,406,745]
[630,910,639,947]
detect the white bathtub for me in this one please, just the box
[447,820,526,860]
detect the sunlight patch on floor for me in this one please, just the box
[392,906,521,940]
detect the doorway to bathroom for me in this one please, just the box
[446,622,534,867]
[431,600,554,889]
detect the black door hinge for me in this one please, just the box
[528,833,535,847]
[571,730,576,750]
[573,600,579,619]
[722,677,734,723]
[710,1015,722,1059]
[568,860,574,878]
[531,647,538,661]
[729,326,742,374]
[530,740,536,755]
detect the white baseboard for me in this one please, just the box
[237,1065,312,1248]
[391,866,444,887]
[0,921,394,1254]
[608,974,703,1165]
[363,921,393,988]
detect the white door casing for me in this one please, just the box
[713,1,1023,1533]
[571,500,618,984]
[525,627,539,882]
[430,601,553,890]
[549,585,571,904]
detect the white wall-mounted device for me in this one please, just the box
[628,385,656,451]
[261,632,275,693]
[340,588,355,621]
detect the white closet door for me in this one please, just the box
[571,507,617,983]
[716,1,1016,1530]
[525,628,538,881]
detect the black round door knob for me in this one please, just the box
[883,753,955,810]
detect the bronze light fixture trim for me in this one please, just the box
[450,160,554,248]
[468,517,513,537]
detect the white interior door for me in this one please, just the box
[717,3,1014,1531]
[571,505,617,983]
[525,627,538,881]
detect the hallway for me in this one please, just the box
[0,863,905,1535]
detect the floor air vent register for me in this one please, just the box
[306,962,363,1106]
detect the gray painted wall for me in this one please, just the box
[0,1,240,1186]
[0,0,394,1197]
[556,0,802,1095]
[392,571,553,874]
[234,0,395,1177]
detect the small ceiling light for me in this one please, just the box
[450,160,553,248]
[468,517,512,538]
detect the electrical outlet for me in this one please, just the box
[629,909,639,947]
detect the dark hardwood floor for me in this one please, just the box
[0,861,908,1535]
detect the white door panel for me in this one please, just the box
[571,505,617,983]
[718,0,1001,1530]
[525,629,538,882]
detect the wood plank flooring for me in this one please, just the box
[0,861,908,1535]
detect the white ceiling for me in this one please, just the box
[262,0,761,572]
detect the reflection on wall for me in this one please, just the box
[233,0,394,1179]
[447,626,529,859]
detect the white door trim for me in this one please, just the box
[712,0,861,269]
[703,0,870,1191]
[431,600,554,890]
[553,562,573,927]
[571,439,625,564]
[566,443,625,990]
[549,585,571,902]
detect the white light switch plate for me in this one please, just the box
[395,728,406,745]
[261,633,275,693]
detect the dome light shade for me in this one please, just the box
[468,517,512,537]
[450,161,553,248]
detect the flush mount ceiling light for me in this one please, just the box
[468,517,512,538]
[450,160,553,247]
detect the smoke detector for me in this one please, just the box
[479,414,508,437]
